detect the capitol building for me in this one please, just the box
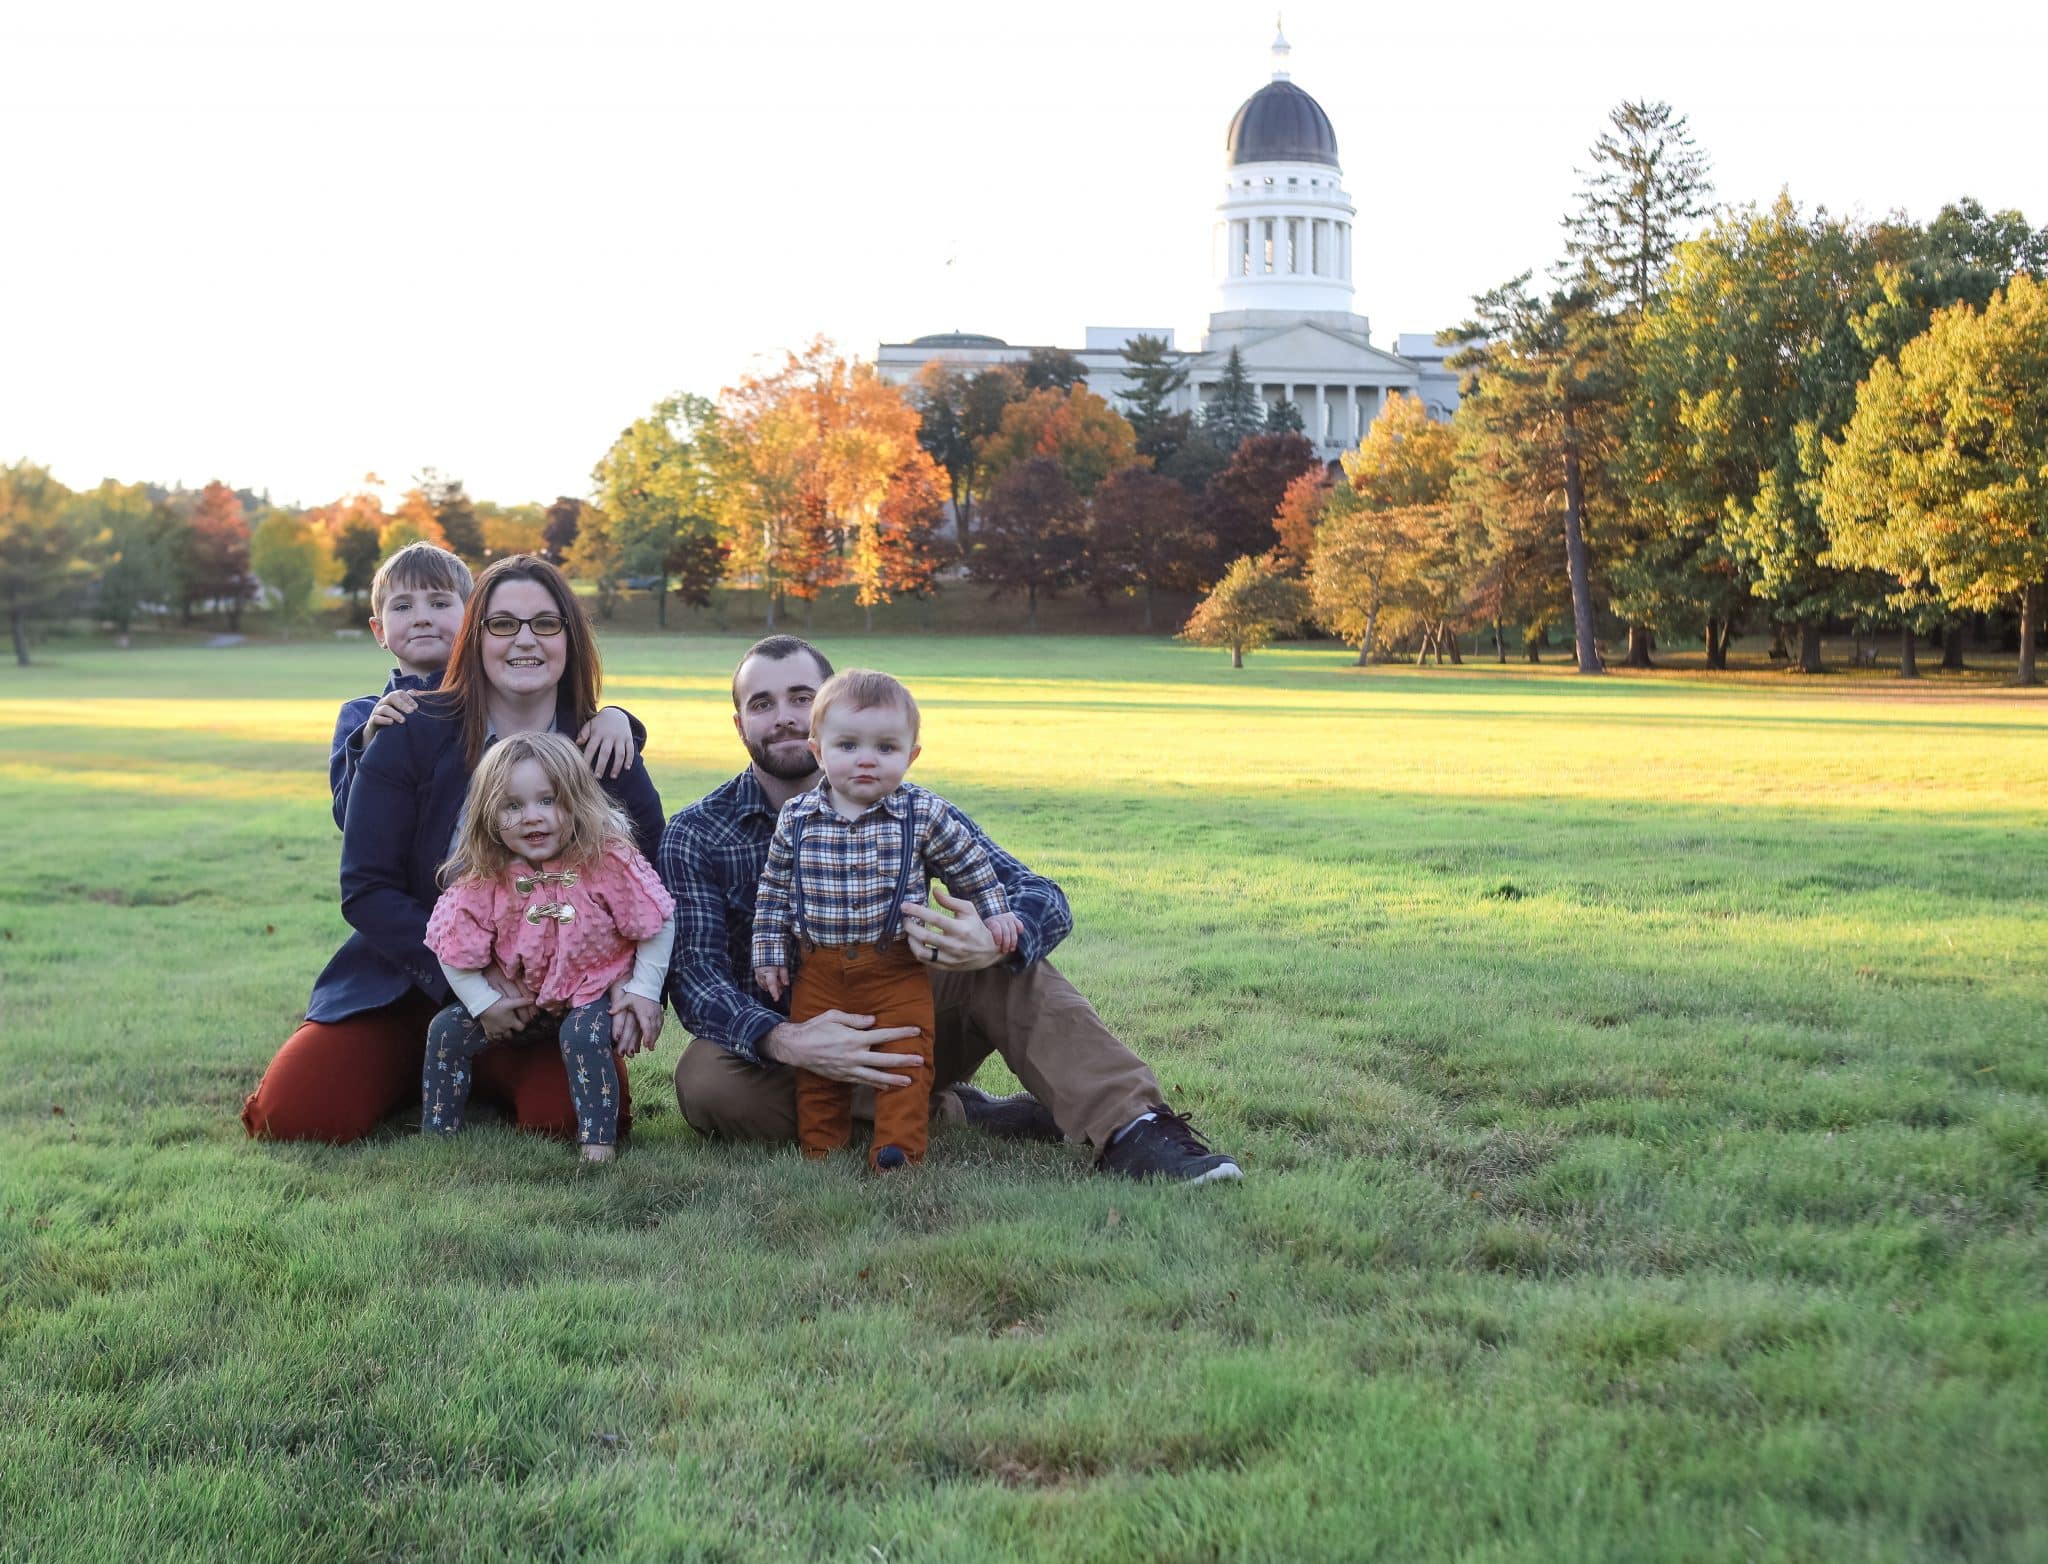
[876,29,1461,460]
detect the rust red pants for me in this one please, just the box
[241,992,632,1144]
[791,940,934,1168]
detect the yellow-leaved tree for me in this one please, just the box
[1821,273,2048,684]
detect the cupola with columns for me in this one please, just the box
[1213,26,1358,319]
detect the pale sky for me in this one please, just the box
[6,0,2043,508]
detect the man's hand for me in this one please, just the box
[477,995,530,1042]
[576,706,637,779]
[362,688,420,745]
[900,887,1010,973]
[763,1010,923,1088]
[754,965,789,1002]
[609,984,663,1058]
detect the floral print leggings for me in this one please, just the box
[423,998,620,1146]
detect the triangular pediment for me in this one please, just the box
[1196,320,1421,378]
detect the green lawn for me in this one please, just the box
[3,634,2045,1562]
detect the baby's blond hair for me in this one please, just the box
[440,731,633,887]
[808,669,920,742]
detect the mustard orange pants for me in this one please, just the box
[791,939,934,1168]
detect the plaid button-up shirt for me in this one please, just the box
[750,781,1011,972]
[658,769,1073,1063]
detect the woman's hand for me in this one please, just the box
[477,995,530,1042]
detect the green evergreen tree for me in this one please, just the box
[1202,347,1264,451]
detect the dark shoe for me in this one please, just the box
[948,1082,1063,1143]
[1098,1108,1242,1184]
[873,1145,909,1171]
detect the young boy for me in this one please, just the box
[328,542,636,827]
[752,669,1023,1171]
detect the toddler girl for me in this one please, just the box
[423,732,674,1160]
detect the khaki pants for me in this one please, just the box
[674,957,1160,1151]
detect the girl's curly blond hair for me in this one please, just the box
[439,731,635,888]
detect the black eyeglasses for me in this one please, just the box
[482,613,566,638]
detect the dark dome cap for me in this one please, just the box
[1225,80,1338,168]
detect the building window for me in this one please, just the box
[1287,218,1301,273]
[1262,219,1275,273]
[1311,220,1324,274]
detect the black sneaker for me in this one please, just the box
[948,1082,1064,1143]
[1098,1108,1242,1184]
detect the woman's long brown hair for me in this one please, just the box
[436,555,603,769]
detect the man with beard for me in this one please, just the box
[657,634,1241,1182]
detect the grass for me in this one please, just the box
[3,633,2045,1562]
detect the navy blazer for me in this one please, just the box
[307,696,665,1024]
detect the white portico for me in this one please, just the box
[877,29,1461,460]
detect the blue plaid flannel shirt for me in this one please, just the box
[658,769,1073,1063]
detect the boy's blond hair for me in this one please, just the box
[439,732,634,887]
[808,669,920,743]
[370,541,474,619]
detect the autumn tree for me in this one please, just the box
[1181,553,1307,667]
[972,458,1086,630]
[594,393,719,628]
[378,487,447,558]
[981,383,1141,498]
[477,501,546,559]
[1198,431,1318,579]
[1821,274,2048,684]
[1566,98,1714,666]
[1022,346,1088,392]
[1633,197,1889,672]
[309,480,390,608]
[541,495,583,563]
[418,469,484,563]
[178,479,256,630]
[912,364,1022,553]
[873,449,953,626]
[1089,464,1206,630]
[563,502,625,620]
[0,461,92,665]
[1451,276,1617,674]
[1201,346,1264,451]
[1312,392,1460,662]
[1272,466,1334,574]
[67,480,170,640]
[250,509,337,635]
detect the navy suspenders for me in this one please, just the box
[787,796,921,949]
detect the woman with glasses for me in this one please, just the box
[243,555,666,1144]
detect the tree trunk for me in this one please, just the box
[1415,625,1432,666]
[1625,623,1654,668]
[1768,623,1789,661]
[763,586,777,629]
[802,597,814,634]
[1942,619,1966,670]
[2018,581,2042,686]
[1360,602,1378,664]
[863,601,874,633]
[1525,628,1543,664]
[227,599,242,633]
[11,609,29,667]
[1798,623,1823,673]
[1355,640,1369,666]
[1492,618,1506,663]
[1705,618,1729,670]
[1898,626,1920,680]
[1027,583,1038,632]
[656,578,668,629]
[1231,641,1244,669]
[1559,400,1604,675]
[1447,630,1463,665]
[954,492,973,557]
